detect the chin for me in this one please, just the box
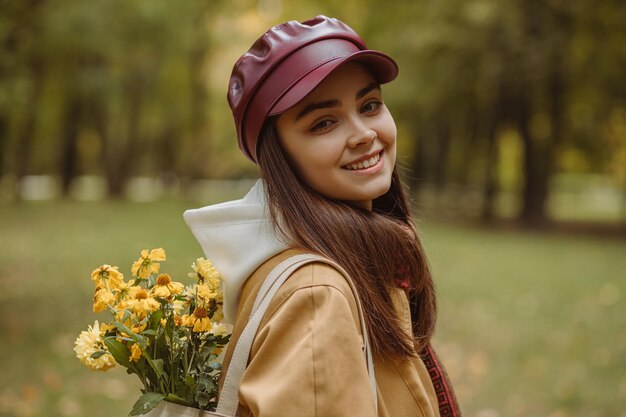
[358,182,392,202]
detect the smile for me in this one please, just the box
[343,151,382,171]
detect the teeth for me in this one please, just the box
[345,152,380,170]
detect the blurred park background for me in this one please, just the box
[0,0,625,416]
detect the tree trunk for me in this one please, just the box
[433,115,451,191]
[0,114,7,178]
[59,92,82,196]
[482,117,499,222]
[516,0,557,227]
[15,58,46,195]
[105,73,143,198]
[481,85,505,222]
[187,43,209,180]
[90,91,111,191]
[517,92,549,226]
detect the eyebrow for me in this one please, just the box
[356,82,380,99]
[294,82,381,121]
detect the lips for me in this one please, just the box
[342,150,383,171]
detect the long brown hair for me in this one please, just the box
[257,121,436,359]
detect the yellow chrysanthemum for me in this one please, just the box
[182,284,197,305]
[114,304,146,333]
[211,305,224,323]
[91,265,124,290]
[115,281,138,303]
[129,343,143,362]
[93,288,116,313]
[188,258,221,290]
[182,307,212,332]
[99,322,116,334]
[126,288,161,318]
[74,320,116,371]
[114,285,142,313]
[172,300,186,315]
[115,307,129,323]
[130,321,147,334]
[151,274,184,299]
[210,322,229,337]
[196,284,221,306]
[131,248,166,279]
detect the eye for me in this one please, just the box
[309,118,335,133]
[361,100,382,114]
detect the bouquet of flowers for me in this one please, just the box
[73,248,231,416]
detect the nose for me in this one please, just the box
[346,118,376,148]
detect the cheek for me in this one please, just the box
[377,114,397,153]
[278,136,332,186]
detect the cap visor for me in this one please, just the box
[268,50,398,116]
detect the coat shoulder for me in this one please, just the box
[241,249,361,329]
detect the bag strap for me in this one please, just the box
[216,254,377,416]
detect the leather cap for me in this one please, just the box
[228,15,399,162]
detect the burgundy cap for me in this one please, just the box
[228,15,399,163]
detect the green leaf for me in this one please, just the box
[195,391,210,409]
[113,321,146,348]
[120,309,132,323]
[148,309,163,330]
[129,392,165,416]
[152,358,165,377]
[104,337,132,368]
[184,374,195,388]
[90,350,107,359]
[164,394,190,406]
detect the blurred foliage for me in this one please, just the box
[0,0,625,223]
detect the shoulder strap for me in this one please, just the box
[216,254,377,416]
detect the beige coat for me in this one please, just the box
[219,249,442,417]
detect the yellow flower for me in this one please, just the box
[196,284,221,306]
[151,274,184,299]
[93,288,116,313]
[172,300,186,315]
[99,322,116,334]
[131,248,166,279]
[126,288,161,318]
[130,321,147,334]
[182,307,212,332]
[211,307,224,323]
[129,343,143,362]
[203,290,224,321]
[91,265,124,290]
[188,258,221,290]
[74,320,116,371]
[209,297,224,322]
[210,322,229,337]
[115,281,138,304]
[182,284,197,305]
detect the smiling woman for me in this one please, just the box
[183,15,461,417]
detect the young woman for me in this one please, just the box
[184,15,461,417]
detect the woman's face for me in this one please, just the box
[276,62,397,210]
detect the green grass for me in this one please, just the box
[0,198,624,417]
